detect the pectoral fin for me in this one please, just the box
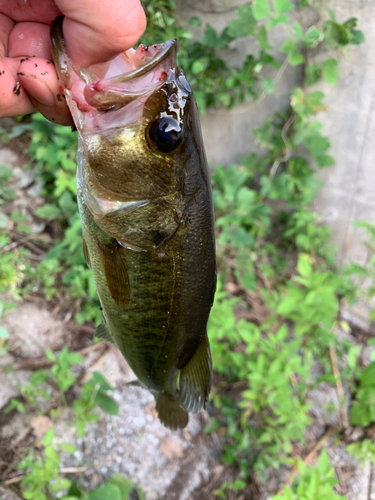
[155,393,189,430]
[179,334,212,413]
[97,240,130,307]
[82,237,91,269]
[95,319,115,344]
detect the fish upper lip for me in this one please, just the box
[107,39,178,84]
[51,15,179,117]
[51,15,178,88]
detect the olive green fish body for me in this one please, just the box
[51,16,216,429]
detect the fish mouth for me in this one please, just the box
[50,15,178,115]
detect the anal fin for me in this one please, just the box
[179,334,212,413]
[95,319,115,345]
[156,393,189,430]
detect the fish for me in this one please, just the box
[50,16,216,430]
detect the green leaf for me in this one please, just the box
[61,443,77,454]
[268,14,289,28]
[67,352,85,364]
[315,154,335,168]
[0,326,9,339]
[67,479,83,498]
[189,16,202,28]
[227,5,257,38]
[360,362,375,387]
[303,26,324,47]
[262,78,275,94]
[252,0,270,21]
[328,8,336,20]
[274,0,293,14]
[293,22,304,40]
[35,204,62,221]
[257,26,272,50]
[86,485,121,500]
[322,58,339,84]
[297,254,312,277]
[191,60,205,75]
[281,40,304,66]
[350,29,365,45]
[305,63,322,86]
[45,348,57,361]
[94,392,119,416]
[92,371,115,391]
[107,475,145,500]
[42,427,54,446]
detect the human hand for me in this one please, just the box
[0,0,146,125]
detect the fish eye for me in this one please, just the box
[146,117,183,153]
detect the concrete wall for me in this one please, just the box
[177,0,375,274]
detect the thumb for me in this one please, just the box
[54,0,147,67]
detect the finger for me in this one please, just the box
[8,22,53,60]
[18,57,72,125]
[55,0,147,67]
[0,58,35,117]
[0,0,61,24]
[0,13,15,57]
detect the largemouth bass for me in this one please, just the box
[50,16,216,430]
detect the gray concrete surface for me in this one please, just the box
[177,0,375,276]
[312,1,375,269]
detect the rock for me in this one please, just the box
[30,415,53,440]
[2,302,64,357]
[0,487,20,500]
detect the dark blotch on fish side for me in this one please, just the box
[152,230,168,247]
[34,63,38,67]
[40,72,48,76]
[17,72,25,76]
[56,94,62,102]
[13,82,21,95]
[20,57,29,63]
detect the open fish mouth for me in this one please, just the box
[50,16,178,118]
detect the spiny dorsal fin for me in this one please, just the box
[95,319,115,344]
[179,334,212,413]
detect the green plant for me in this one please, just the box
[73,371,119,437]
[18,427,144,500]
[350,360,375,427]
[0,0,370,496]
[347,439,375,467]
[46,347,84,393]
[269,450,346,500]
[18,427,72,500]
